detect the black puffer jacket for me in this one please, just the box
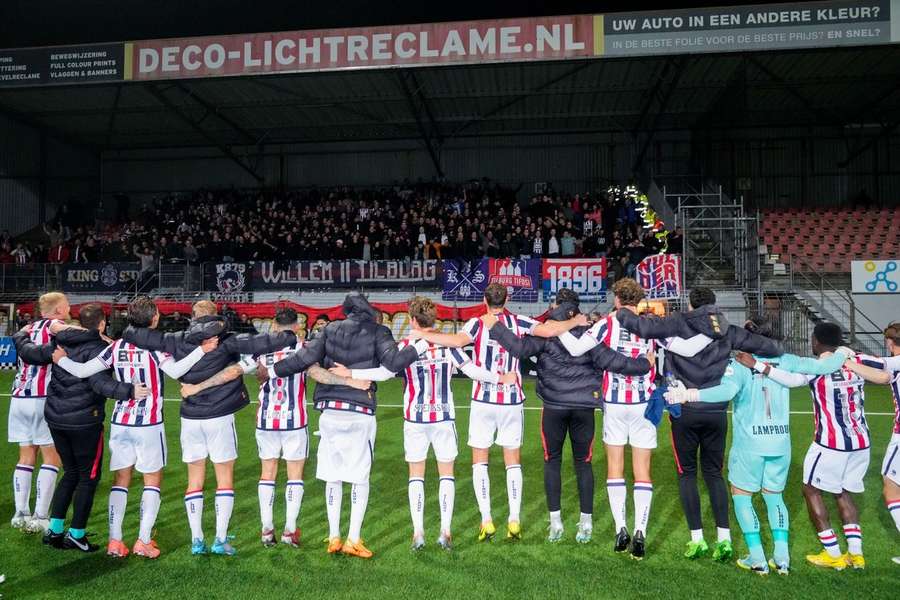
[490,303,651,410]
[616,305,783,393]
[122,316,296,420]
[28,329,134,430]
[273,293,421,413]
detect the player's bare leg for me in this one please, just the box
[12,445,38,529]
[503,446,523,540]
[185,460,208,554]
[630,447,653,559]
[408,460,427,550]
[133,470,163,558]
[107,467,133,557]
[835,490,864,568]
[258,459,278,547]
[23,444,61,533]
[471,447,495,541]
[281,459,305,547]
[436,460,455,550]
[211,461,236,555]
[885,478,900,564]
[803,483,846,570]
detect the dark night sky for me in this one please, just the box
[1,0,829,48]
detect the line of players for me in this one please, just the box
[7,284,900,573]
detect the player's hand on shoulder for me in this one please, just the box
[256,363,270,382]
[200,336,219,353]
[406,329,423,341]
[835,345,856,358]
[573,313,589,327]
[734,351,755,369]
[329,362,351,378]
[133,383,150,399]
[51,346,67,364]
[498,371,517,385]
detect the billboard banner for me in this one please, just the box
[851,259,899,293]
[1,2,897,88]
[126,15,595,82]
[602,0,891,57]
[636,254,682,299]
[442,258,541,302]
[0,43,125,87]
[541,258,607,302]
[252,260,440,290]
[61,262,141,293]
[0,337,16,369]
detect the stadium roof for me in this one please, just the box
[1,44,898,154]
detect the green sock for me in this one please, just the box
[732,494,765,564]
[49,518,65,534]
[763,492,790,564]
[68,527,85,538]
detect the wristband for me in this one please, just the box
[752,360,768,374]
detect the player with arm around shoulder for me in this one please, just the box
[750,322,881,571]
[410,282,587,542]
[842,321,900,565]
[333,296,516,551]
[667,315,852,575]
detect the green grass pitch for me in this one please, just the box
[0,372,896,599]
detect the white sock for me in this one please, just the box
[888,499,900,532]
[408,478,425,535]
[633,481,653,535]
[108,486,128,541]
[348,482,369,543]
[138,486,161,544]
[325,481,342,539]
[285,480,304,534]
[717,527,731,543]
[818,528,842,558]
[439,477,455,534]
[506,464,522,523]
[606,479,627,531]
[690,529,704,543]
[13,464,34,515]
[580,512,592,528]
[843,523,862,555]
[549,510,562,528]
[472,463,492,523]
[214,489,234,541]
[34,464,59,519]
[184,490,204,541]
[258,480,275,531]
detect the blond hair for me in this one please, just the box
[38,292,67,318]
[408,296,437,328]
[192,300,217,318]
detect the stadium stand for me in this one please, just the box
[760,207,899,273]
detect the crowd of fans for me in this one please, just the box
[2,180,679,281]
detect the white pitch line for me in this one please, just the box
[0,393,893,416]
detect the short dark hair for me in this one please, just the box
[555,287,580,305]
[314,314,330,323]
[79,303,106,331]
[127,296,158,328]
[274,308,298,326]
[813,322,843,348]
[484,282,507,308]
[744,313,782,341]
[689,287,717,308]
